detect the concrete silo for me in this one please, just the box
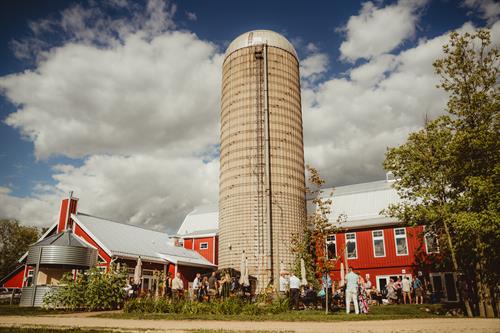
[219,30,306,290]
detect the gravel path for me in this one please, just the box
[0,315,499,333]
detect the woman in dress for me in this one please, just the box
[220,273,231,299]
[357,275,369,314]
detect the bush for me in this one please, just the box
[123,296,289,315]
[44,266,127,311]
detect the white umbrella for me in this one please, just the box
[133,256,142,285]
[280,260,287,275]
[243,258,250,287]
[239,252,246,285]
[340,262,345,287]
[300,258,307,286]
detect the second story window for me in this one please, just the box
[200,242,209,250]
[372,230,386,257]
[326,235,336,259]
[394,228,408,256]
[345,233,357,259]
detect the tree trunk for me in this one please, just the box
[443,218,474,317]
[475,237,495,318]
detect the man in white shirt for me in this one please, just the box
[289,273,301,310]
[192,273,201,301]
[345,267,359,314]
[279,272,289,298]
[172,272,184,300]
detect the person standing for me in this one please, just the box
[413,276,423,304]
[220,273,231,299]
[172,272,184,300]
[192,273,201,301]
[289,272,301,310]
[208,271,218,301]
[279,272,289,298]
[394,277,403,304]
[345,267,360,314]
[402,276,412,304]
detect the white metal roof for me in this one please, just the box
[225,30,298,59]
[176,204,219,236]
[321,180,402,229]
[72,213,215,267]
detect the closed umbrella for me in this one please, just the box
[340,262,345,287]
[239,252,246,285]
[133,256,142,285]
[243,258,250,287]
[300,258,307,286]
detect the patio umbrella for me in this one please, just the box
[300,258,307,286]
[239,252,246,285]
[133,256,142,285]
[243,258,250,287]
[340,262,345,287]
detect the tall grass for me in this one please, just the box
[124,297,289,315]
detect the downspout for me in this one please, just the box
[262,43,274,286]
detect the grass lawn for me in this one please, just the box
[0,305,79,316]
[96,304,450,321]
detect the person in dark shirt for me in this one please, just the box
[208,271,218,301]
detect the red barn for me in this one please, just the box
[1,194,215,292]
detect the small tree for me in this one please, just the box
[292,165,345,313]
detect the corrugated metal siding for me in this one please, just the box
[20,286,60,307]
[26,246,97,267]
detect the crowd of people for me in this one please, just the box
[126,268,430,313]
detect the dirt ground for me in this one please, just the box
[0,315,499,333]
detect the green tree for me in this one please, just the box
[0,219,39,279]
[384,30,499,317]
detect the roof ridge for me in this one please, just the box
[75,212,169,235]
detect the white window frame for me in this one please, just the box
[424,232,439,254]
[326,235,336,259]
[394,227,409,256]
[372,230,386,258]
[345,232,357,259]
[200,242,209,250]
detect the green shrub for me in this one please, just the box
[44,266,127,311]
[123,296,289,316]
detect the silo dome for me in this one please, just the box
[224,30,298,59]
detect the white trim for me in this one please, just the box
[199,242,209,250]
[394,227,409,256]
[326,234,336,259]
[72,214,113,257]
[212,236,216,265]
[345,232,358,259]
[372,230,386,258]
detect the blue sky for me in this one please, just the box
[0,0,498,231]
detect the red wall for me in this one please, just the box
[74,223,111,267]
[183,236,218,265]
[328,225,426,287]
[2,269,24,288]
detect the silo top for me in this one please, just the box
[224,30,298,60]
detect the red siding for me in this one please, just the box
[327,225,426,287]
[2,268,24,288]
[74,223,111,267]
[182,236,218,265]
[57,198,78,233]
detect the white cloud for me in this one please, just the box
[302,22,495,187]
[300,53,329,82]
[186,11,197,21]
[462,0,500,25]
[339,0,428,62]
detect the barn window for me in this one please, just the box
[345,233,357,259]
[424,232,439,254]
[200,242,209,250]
[326,235,336,259]
[372,230,386,257]
[394,228,408,256]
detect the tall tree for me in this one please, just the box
[384,30,499,317]
[0,219,40,280]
